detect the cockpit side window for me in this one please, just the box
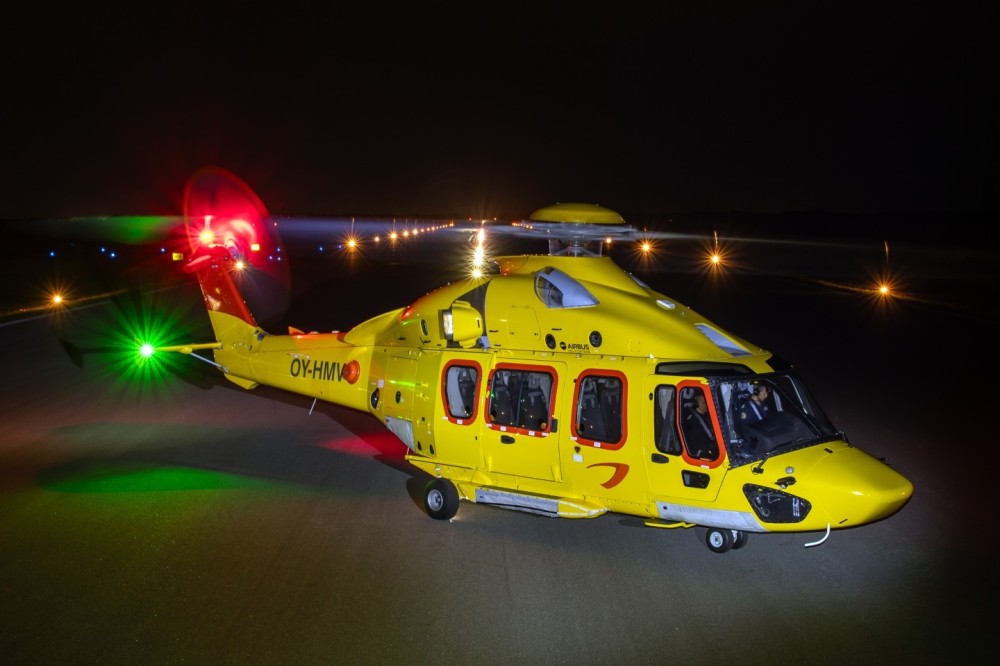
[679,386,720,461]
[653,386,681,455]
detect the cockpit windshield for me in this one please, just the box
[711,373,840,462]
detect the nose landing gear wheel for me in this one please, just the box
[705,527,734,553]
[424,478,459,520]
[731,530,749,549]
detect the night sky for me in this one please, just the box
[1,4,995,225]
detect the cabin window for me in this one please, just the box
[653,386,681,455]
[488,366,555,433]
[573,372,625,448]
[442,362,481,424]
[534,267,598,308]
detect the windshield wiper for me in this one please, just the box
[749,434,836,474]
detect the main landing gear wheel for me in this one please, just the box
[704,528,749,552]
[705,527,734,553]
[424,478,459,520]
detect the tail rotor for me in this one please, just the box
[181,167,291,324]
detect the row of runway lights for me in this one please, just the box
[36,227,896,310]
[233,225,896,302]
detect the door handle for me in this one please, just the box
[500,435,515,444]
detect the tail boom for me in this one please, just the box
[185,246,373,413]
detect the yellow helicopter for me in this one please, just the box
[145,169,913,553]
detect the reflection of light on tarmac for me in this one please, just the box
[1,288,127,322]
[813,278,896,296]
[467,227,490,280]
[39,464,282,493]
[720,250,994,321]
[317,431,408,463]
[318,434,385,456]
[809,277,954,309]
[816,265,903,303]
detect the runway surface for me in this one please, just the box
[0,235,993,664]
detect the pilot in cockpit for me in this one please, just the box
[683,392,718,459]
[740,383,771,424]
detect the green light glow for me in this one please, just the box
[40,464,285,493]
[117,307,187,383]
[97,288,210,403]
[387,379,418,388]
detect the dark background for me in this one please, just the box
[1,6,997,660]
[1,3,995,237]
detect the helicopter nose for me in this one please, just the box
[810,447,914,526]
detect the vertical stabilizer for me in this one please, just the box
[184,247,257,328]
[182,246,263,386]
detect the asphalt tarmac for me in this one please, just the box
[0,235,993,665]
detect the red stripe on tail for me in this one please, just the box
[183,248,257,327]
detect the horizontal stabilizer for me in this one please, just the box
[224,374,259,390]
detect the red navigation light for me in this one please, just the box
[342,360,361,384]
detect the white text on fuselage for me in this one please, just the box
[289,358,349,381]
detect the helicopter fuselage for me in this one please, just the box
[197,251,912,549]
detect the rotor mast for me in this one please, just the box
[523,203,632,257]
